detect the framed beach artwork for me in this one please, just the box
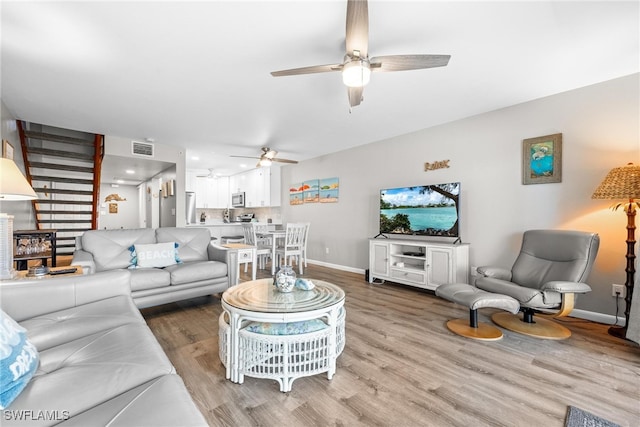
[319,177,339,203]
[522,133,562,185]
[303,179,319,203]
[289,183,304,205]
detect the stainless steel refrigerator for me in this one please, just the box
[186,192,197,224]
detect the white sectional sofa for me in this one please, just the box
[0,270,207,426]
[72,227,237,308]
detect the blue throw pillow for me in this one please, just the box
[245,319,327,335]
[0,310,39,409]
[129,242,181,269]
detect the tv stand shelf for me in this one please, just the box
[369,238,469,290]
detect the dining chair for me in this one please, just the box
[301,222,310,268]
[241,223,271,270]
[253,222,272,246]
[275,223,307,274]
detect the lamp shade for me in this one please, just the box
[0,158,37,201]
[592,163,640,200]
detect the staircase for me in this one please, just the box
[17,121,103,260]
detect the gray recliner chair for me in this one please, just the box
[475,229,600,339]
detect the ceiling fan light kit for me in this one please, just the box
[342,58,371,88]
[271,0,450,108]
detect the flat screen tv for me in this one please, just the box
[379,182,460,238]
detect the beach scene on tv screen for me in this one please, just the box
[380,183,460,237]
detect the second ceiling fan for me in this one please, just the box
[231,147,298,168]
[271,0,451,108]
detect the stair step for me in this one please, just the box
[38,219,93,224]
[36,200,93,205]
[33,188,94,196]
[55,228,92,233]
[29,162,94,174]
[24,131,95,147]
[55,243,77,248]
[36,210,93,215]
[56,235,80,240]
[30,175,94,185]
[27,147,94,161]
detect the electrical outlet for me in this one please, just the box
[612,284,626,298]
[325,247,329,254]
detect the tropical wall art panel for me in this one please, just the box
[319,177,339,203]
[289,177,339,205]
[522,133,562,185]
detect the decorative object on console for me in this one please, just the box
[592,162,640,339]
[274,265,296,292]
[522,133,562,185]
[0,158,37,279]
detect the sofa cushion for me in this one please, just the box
[0,310,40,409]
[7,322,174,424]
[82,229,156,272]
[17,295,143,351]
[55,375,207,427]
[156,227,210,263]
[132,242,181,268]
[164,260,227,286]
[129,268,171,291]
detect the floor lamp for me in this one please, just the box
[592,163,640,339]
[0,158,37,279]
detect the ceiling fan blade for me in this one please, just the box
[271,64,342,77]
[370,54,451,72]
[346,0,369,58]
[348,86,363,108]
[272,158,298,164]
[230,155,260,159]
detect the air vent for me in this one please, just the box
[131,141,154,157]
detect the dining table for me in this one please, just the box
[261,229,286,275]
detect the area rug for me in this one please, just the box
[565,406,621,427]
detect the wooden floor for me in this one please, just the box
[141,264,640,427]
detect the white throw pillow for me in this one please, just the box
[134,242,179,268]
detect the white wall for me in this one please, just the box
[0,100,36,231]
[97,184,140,229]
[281,73,640,317]
[104,135,186,226]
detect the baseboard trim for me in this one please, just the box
[307,259,365,275]
[570,308,625,327]
[307,260,623,325]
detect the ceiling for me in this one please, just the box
[2,1,638,181]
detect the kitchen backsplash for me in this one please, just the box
[197,206,282,224]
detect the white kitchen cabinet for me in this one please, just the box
[229,167,280,207]
[368,238,469,290]
[194,176,229,208]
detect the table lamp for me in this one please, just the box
[592,162,640,339]
[0,157,37,279]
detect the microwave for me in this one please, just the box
[231,192,245,208]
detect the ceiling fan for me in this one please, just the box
[196,169,218,178]
[231,147,298,168]
[271,0,450,109]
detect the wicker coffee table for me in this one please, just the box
[220,278,345,392]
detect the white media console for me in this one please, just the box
[368,238,469,290]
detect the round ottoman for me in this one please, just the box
[435,283,520,341]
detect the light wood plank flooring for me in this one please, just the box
[141,264,640,427]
